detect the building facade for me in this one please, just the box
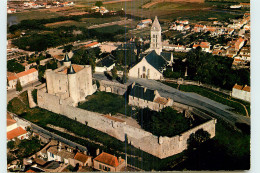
[45,54,96,106]
[232,84,250,102]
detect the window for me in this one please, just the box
[99,164,102,170]
[108,167,111,171]
[153,34,155,38]
[143,66,146,72]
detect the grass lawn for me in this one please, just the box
[163,82,250,117]
[78,91,135,116]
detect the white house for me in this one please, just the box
[7,68,38,90]
[232,84,250,102]
[95,54,116,72]
[7,113,28,141]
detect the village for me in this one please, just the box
[6,0,251,172]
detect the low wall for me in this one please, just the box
[37,89,216,159]
[98,80,128,95]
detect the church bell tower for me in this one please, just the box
[150,16,162,55]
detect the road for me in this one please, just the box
[93,73,250,126]
[7,80,42,102]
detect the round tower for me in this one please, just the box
[67,65,79,104]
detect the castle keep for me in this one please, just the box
[45,53,96,106]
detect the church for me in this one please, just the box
[128,16,174,80]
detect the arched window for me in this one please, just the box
[143,66,146,72]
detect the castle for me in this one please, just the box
[45,53,96,106]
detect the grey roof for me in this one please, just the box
[97,54,115,67]
[160,52,172,61]
[130,83,155,102]
[64,53,70,62]
[151,16,161,31]
[67,65,75,74]
[144,50,167,72]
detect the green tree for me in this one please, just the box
[111,66,118,80]
[7,141,15,150]
[16,79,23,92]
[187,129,210,149]
[7,59,25,73]
[95,1,103,7]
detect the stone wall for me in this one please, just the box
[98,80,128,95]
[37,89,216,159]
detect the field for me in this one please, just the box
[44,20,85,28]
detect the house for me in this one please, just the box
[137,19,152,29]
[7,113,28,141]
[240,3,250,8]
[93,152,125,172]
[95,54,116,72]
[184,25,190,30]
[7,8,16,14]
[193,42,211,52]
[176,24,184,31]
[230,4,242,9]
[193,24,205,32]
[7,68,38,90]
[73,152,93,167]
[84,42,100,48]
[232,84,250,102]
[129,83,173,111]
[235,37,245,51]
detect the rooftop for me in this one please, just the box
[8,68,38,81]
[144,50,167,71]
[94,152,124,168]
[7,127,27,140]
[74,152,92,163]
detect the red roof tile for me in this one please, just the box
[7,113,16,127]
[62,64,84,74]
[94,152,124,167]
[84,42,99,48]
[242,85,250,92]
[7,127,27,140]
[8,68,37,81]
[74,152,92,163]
[233,84,243,90]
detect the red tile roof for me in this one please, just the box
[84,42,99,48]
[74,152,91,163]
[62,64,84,74]
[154,97,169,105]
[7,113,16,127]
[233,84,243,90]
[8,68,38,81]
[26,170,36,172]
[242,85,250,92]
[94,152,124,167]
[7,127,27,140]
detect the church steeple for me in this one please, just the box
[150,16,162,55]
[151,16,161,31]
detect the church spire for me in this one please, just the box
[151,16,161,31]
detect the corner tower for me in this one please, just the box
[150,16,162,55]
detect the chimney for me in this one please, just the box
[96,148,100,156]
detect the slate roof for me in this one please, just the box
[160,52,172,61]
[97,54,115,67]
[144,50,167,72]
[130,83,156,102]
[64,53,70,62]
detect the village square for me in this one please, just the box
[5,0,251,172]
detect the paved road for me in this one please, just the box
[7,80,42,102]
[93,73,250,125]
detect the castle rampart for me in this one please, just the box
[37,87,216,159]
